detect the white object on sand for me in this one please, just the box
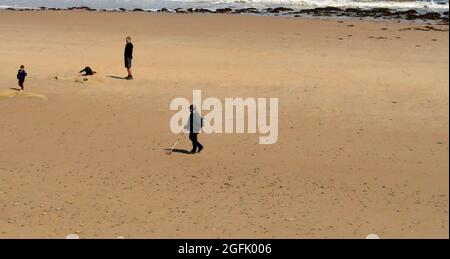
[167,139,179,155]
[366,233,380,239]
[65,234,80,239]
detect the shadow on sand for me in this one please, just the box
[107,75,126,80]
[9,88,21,91]
[164,148,191,154]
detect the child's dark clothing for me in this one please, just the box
[80,66,95,76]
[17,69,27,90]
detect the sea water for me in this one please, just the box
[0,0,448,12]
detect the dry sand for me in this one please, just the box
[0,11,448,238]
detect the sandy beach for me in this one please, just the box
[0,10,448,238]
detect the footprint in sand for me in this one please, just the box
[0,90,48,101]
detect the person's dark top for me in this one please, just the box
[80,66,94,76]
[190,113,194,133]
[17,70,27,81]
[187,111,203,134]
[124,42,133,58]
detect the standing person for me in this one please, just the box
[17,65,27,91]
[124,36,133,80]
[185,105,204,154]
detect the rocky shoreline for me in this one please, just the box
[1,6,449,25]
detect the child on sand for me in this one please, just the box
[79,66,96,76]
[17,65,27,91]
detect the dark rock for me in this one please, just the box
[345,8,361,13]
[372,8,390,13]
[298,9,314,14]
[234,8,260,14]
[216,8,232,13]
[420,12,441,20]
[371,8,392,16]
[317,7,342,12]
[67,6,96,11]
[406,14,419,20]
[273,7,294,13]
[405,9,418,15]
[300,7,345,16]
[393,9,417,17]
[157,8,170,13]
[175,8,188,13]
[132,8,145,12]
[266,7,294,13]
[193,8,213,13]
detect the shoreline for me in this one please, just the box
[1,6,449,25]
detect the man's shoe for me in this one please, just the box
[126,76,133,80]
[189,149,197,154]
[197,146,204,153]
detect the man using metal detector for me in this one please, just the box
[185,104,204,154]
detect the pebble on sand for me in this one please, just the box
[65,234,80,239]
[366,233,380,239]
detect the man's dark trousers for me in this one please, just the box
[189,133,203,153]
